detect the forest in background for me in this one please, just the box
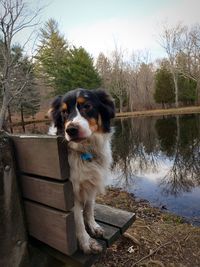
[1,0,200,130]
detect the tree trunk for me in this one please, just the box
[119,96,123,113]
[172,72,179,108]
[0,92,10,131]
[7,106,13,134]
[0,106,7,131]
[20,105,25,133]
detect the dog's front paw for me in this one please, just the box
[80,238,103,254]
[87,222,105,238]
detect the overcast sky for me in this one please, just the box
[18,0,200,60]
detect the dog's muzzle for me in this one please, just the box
[66,124,79,138]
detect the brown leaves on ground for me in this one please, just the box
[94,188,200,267]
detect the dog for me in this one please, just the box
[48,88,115,254]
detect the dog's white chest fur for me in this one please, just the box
[68,133,112,203]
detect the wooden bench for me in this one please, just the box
[0,131,135,267]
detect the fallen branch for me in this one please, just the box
[131,240,173,267]
[123,232,141,246]
[124,232,191,267]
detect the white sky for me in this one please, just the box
[14,0,200,60]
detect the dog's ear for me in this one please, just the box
[48,95,63,134]
[94,89,115,132]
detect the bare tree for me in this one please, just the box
[126,52,141,111]
[177,24,200,105]
[109,47,128,112]
[96,49,156,112]
[96,48,128,113]
[126,51,155,111]
[0,0,41,130]
[159,23,186,107]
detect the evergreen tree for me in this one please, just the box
[35,18,70,94]
[154,68,175,107]
[178,74,197,105]
[67,47,101,91]
[11,47,40,120]
[36,19,101,95]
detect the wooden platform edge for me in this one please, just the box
[95,203,136,234]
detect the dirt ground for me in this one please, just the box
[93,188,200,267]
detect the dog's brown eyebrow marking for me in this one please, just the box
[77,97,86,104]
[61,103,68,110]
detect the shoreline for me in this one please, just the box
[10,106,200,127]
[116,105,200,118]
[95,187,200,267]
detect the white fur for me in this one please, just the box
[68,132,113,254]
[65,108,92,141]
[48,123,57,135]
[48,109,113,253]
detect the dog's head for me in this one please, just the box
[48,88,115,141]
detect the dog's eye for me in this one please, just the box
[61,109,68,118]
[83,103,92,110]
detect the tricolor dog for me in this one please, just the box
[48,88,115,254]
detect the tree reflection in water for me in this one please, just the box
[158,115,200,196]
[112,114,200,197]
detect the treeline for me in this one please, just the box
[35,20,200,112]
[1,0,200,131]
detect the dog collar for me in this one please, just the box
[80,152,94,161]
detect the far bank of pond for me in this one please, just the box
[116,105,200,118]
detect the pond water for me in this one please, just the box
[109,114,200,226]
[13,114,200,225]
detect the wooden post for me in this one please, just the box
[0,131,29,267]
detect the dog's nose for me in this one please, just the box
[66,125,79,137]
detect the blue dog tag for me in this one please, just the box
[81,152,93,161]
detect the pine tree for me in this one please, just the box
[36,19,101,95]
[35,18,70,94]
[178,75,197,105]
[154,67,175,107]
[11,47,40,122]
[67,47,101,91]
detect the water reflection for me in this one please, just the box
[111,114,200,223]
[158,115,200,197]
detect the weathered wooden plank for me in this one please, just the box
[24,201,77,255]
[11,135,69,180]
[97,222,120,246]
[20,175,74,211]
[95,204,136,233]
[0,132,30,267]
